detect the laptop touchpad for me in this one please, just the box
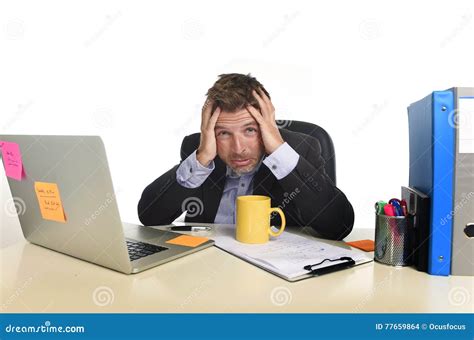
[124,224,171,242]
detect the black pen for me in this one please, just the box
[169,226,211,232]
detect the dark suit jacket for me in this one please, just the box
[138,129,354,240]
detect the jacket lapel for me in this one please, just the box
[252,161,277,198]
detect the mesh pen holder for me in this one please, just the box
[374,213,413,266]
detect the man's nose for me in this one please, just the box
[231,136,246,154]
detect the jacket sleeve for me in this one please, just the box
[278,137,354,240]
[137,137,202,226]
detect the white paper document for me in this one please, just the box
[458,97,474,154]
[212,225,372,281]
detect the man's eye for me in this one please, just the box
[217,131,229,136]
[246,128,257,133]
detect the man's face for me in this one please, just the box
[214,107,265,175]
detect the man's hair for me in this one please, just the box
[206,73,270,112]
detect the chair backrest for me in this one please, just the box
[277,120,336,184]
[180,119,336,184]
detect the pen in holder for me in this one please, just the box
[374,213,414,266]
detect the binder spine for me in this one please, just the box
[429,91,455,276]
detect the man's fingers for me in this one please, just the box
[256,88,275,116]
[252,90,266,112]
[201,98,214,126]
[246,105,265,125]
[202,98,213,113]
[252,89,272,119]
[208,107,221,129]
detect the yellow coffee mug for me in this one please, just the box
[236,195,286,244]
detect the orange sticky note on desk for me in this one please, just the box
[166,235,209,247]
[0,141,26,181]
[346,239,375,252]
[34,182,67,223]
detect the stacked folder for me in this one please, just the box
[408,87,474,276]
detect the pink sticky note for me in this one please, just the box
[0,141,26,181]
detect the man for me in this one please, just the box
[138,73,354,240]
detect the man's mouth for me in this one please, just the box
[231,159,252,167]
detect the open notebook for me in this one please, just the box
[212,225,373,281]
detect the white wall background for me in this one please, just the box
[1,0,473,230]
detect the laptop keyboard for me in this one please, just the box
[126,240,168,261]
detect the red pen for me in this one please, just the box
[384,204,396,216]
[401,199,408,216]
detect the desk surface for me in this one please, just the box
[1,214,473,313]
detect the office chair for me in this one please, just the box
[180,119,336,184]
[277,120,336,184]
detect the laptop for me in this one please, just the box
[0,135,214,274]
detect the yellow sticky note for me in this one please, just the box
[166,235,209,247]
[34,182,67,223]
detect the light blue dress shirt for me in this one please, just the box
[176,142,300,224]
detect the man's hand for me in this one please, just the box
[196,98,221,167]
[246,89,285,154]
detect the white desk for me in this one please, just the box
[1,214,473,313]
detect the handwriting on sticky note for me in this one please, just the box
[345,239,375,252]
[34,182,67,223]
[0,141,26,181]
[166,235,209,247]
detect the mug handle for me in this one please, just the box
[268,207,286,237]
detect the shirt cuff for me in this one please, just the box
[263,142,300,180]
[176,150,215,188]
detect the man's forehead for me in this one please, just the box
[215,109,258,128]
